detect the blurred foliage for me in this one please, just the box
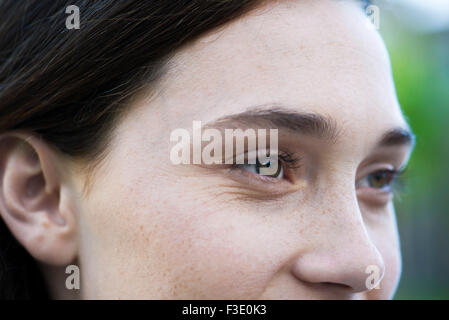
[380,11,449,299]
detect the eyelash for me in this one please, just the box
[382,168,407,194]
[230,152,408,194]
[277,151,303,169]
[356,168,408,206]
[230,150,302,181]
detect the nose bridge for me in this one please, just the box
[292,186,386,293]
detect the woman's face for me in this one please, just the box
[72,0,414,299]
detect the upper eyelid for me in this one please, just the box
[230,151,303,168]
[228,149,409,185]
[223,147,301,162]
[356,168,405,188]
[278,152,303,169]
[230,151,303,185]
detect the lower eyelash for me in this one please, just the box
[228,151,302,183]
[391,167,408,196]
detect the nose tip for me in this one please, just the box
[291,245,385,294]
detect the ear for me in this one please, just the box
[0,132,77,266]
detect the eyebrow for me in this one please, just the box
[208,105,340,143]
[378,127,416,148]
[206,105,415,148]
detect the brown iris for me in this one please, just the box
[368,170,395,189]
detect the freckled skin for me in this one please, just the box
[69,0,410,299]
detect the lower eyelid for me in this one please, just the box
[356,187,394,206]
[234,159,298,183]
[226,166,303,194]
[230,165,284,182]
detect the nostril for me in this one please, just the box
[321,282,352,290]
[291,250,383,294]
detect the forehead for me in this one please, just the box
[138,0,407,145]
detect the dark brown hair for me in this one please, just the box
[0,0,262,299]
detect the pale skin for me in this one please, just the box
[0,0,415,299]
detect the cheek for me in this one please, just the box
[367,239,401,300]
[145,191,286,299]
[80,172,288,299]
[384,243,402,298]
[382,227,402,298]
[366,213,402,299]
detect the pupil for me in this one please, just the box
[257,160,271,171]
[256,159,281,177]
[371,173,387,188]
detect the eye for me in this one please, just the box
[357,170,398,192]
[238,159,284,179]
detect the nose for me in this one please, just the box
[291,215,385,293]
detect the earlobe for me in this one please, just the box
[0,133,78,266]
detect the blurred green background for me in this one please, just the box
[378,2,449,299]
